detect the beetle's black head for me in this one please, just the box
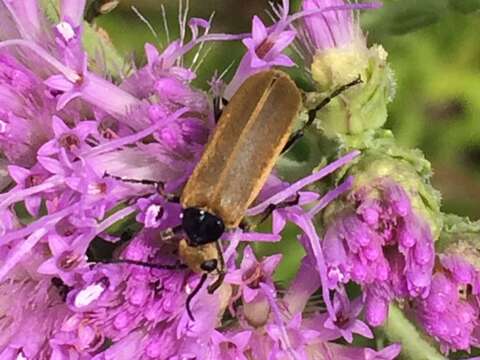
[200,259,218,273]
[181,207,225,246]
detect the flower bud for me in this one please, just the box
[299,0,394,136]
[243,293,271,327]
[312,45,395,137]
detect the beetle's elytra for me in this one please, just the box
[181,70,302,232]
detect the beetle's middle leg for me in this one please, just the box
[282,75,363,154]
[252,193,301,227]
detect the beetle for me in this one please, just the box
[178,70,303,317]
[105,70,361,320]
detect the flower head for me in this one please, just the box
[323,177,435,326]
[300,0,366,60]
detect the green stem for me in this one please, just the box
[383,305,446,360]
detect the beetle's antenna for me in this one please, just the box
[103,171,165,190]
[282,75,363,154]
[186,273,208,321]
[310,75,363,115]
[103,172,180,202]
[98,258,187,271]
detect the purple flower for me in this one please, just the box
[266,313,320,359]
[413,254,480,353]
[38,116,97,159]
[8,164,50,215]
[314,290,373,343]
[243,16,296,69]
[225,15,296,98]
[322,178,435,326]
[55,231,228,358]
[226,246,282,326]
[37,233,89,285]
[136,194,182,229]
[44,67,143,127]
[227,246,281,303]
[295,0,381,75]
[301,0,365,53]
[210,330,252,360]
[294,0,393,137]
[312,342,402,360]
[0,53,55,167]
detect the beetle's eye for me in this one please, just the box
[182,207,225,246]
[200,259,218,272]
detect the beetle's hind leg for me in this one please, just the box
[282,75,363,154]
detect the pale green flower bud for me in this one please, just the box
[309,44,395,138]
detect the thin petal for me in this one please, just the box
[44,74,73,91]
[48,234,68,255]
[51,116,69,136]
[37,140,59,156]
[251,16,268,44]
[270,54,295,67]
[271,30,297,53]
[352,320,374,339]
[145,43,159,65]
[272,212,287,234]
[37,156,65,175]
[37,258,58,275]
[57,90,82,110]
[263,254,282,275]
[7,165,29,184]
[25,196,41,216]
[241,246,257,269]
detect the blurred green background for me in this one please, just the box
[94,0,480,285]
